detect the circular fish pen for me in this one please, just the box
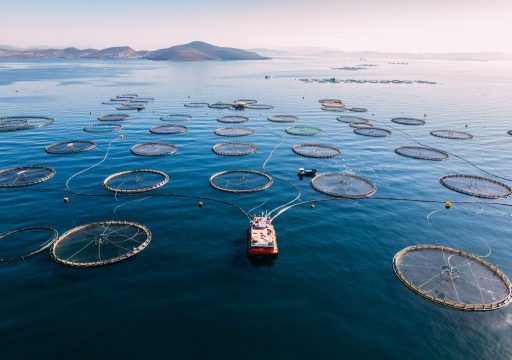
[84,123,122,133]
[319,99,343,105]
[103,169,169,194]
[45,140,96,154]
[214,127,254,137]
[246,104,273,110]
[149,124,188,135]
[209,170,272,193]
[0,166,56,187]
[217,115,249,124]
[116,103,145,111]
[395,146,449,161]
[209,102,234,110]
[97,114,130,121]
[353,127,391,137]
[348,107,368,113]
[349,123,374,129]
[160,114,192,122]
[336,115,370,124]
[0,116,54,132]
[51,221,151,267]
[321,105,346,112]
[311,173,376,198]
[286,125,322,136]
[131,143,177,157]
[184,102,209,108]
[430,130,473,140]
[292,144,341,159]
[393,245,512,311]
[212,142,257,156]
[439,174,512,199]
[267,115,299,123]
[0,226,58,262]
[391,117,426,126]
[235,99,257,105]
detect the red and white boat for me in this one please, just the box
[247,215,278,257]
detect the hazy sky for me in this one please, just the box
[2,0,512,52]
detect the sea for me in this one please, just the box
[0,56,512,359]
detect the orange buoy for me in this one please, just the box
[63,197,69,203]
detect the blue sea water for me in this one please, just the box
[0,57,512,359]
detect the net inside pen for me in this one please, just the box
[311,173,376,198]
[209,170,272,193]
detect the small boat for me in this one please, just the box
[297,168,317,177]
[247,214,278,257]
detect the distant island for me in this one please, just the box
[0,41,268,61]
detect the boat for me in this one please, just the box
[297,167,317,177]
[247,214,278,257]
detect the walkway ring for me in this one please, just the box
[51,221,151,267]
[103,169,169,194]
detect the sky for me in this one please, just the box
[1,0,512,53]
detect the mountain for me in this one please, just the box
[253,47,512,61]
[0,41,266,61]
[144,41,267,61]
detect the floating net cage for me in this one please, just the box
[292,144,341,159]
[336,115,370,124]
[108,98,126,103]
[160,114,192,122]
[0,116,54,132]
[131,143,177,157]
[286,125,322,136]
[311,173,376,198]
[51,221,151,267]
[97,114,130,122]
[267,115,299,123]
[395,146,449,161]
[319,99,343,105]
[209,170,272,193]
[103,169,169,193]
[214,127,254,137]
[0,226,58,262]
[246,104,273,110]
[393,245,512,311]
[209,102,234,110]
[217,115,249,124]
[353,127,392,137]
[391,117,426,126]
[348,107,368,113]
[84,123,122,133]
[235,99,257,105]
[184,102,209,108]
[349,123,374,129]
[0,166,56,187]
[321,105,346,112]
[439,174,512,199]
[149,124,187,135]
[45,140,96,154]
[430,130,473,140]
[212,142,257,156]
[116,103,145,111]
[116,94,138,99]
